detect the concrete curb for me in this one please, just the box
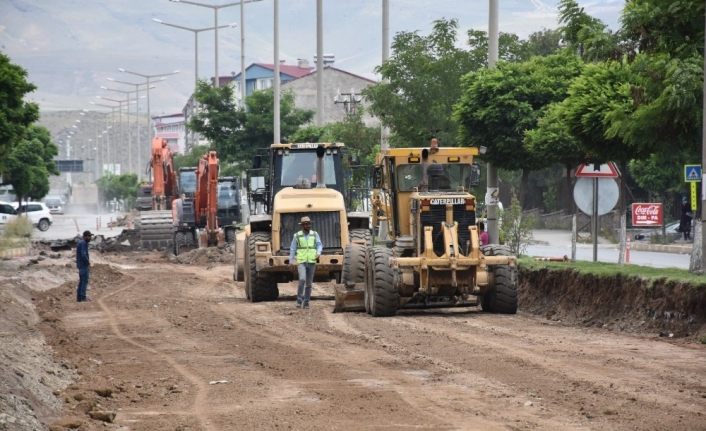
[630,243,692,254]
[0,246,31,259]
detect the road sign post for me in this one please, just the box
[575,162,621,262]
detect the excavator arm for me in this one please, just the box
[195,151,222,247]
[150,137,177,210]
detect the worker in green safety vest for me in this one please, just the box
[289,216,323,309]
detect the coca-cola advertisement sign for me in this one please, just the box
[631,203,663,226]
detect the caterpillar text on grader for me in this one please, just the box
[334,139,518,316]
[233,142,371,302]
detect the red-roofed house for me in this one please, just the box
[231,61,314,103]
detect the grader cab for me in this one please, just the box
[334,139,518,316]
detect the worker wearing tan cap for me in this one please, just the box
[289,216,322,309]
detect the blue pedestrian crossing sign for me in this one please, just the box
[684,164,702,183]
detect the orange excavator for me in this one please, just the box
[195,150,223,247]
[173,150,224,254]
[136,137,178,249]
[150,137,178,210]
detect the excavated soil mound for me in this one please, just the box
[519,267,706,338]
[170,246,234,266]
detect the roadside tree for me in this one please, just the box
[454,53,583,206]
[0,53,39,175]
[4,125,58,203]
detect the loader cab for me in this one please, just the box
[271,143,345,197]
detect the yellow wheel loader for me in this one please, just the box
[334,139,518,316]
[233,143,371,302]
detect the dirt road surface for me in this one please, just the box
[9,250,706,430]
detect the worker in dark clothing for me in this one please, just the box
[76,230,93,302]
[289,216,323,309]
[679,197,693,241]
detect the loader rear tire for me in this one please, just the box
[245,231,278,302]
[366,246,398,317]
[349,228,372,247]
[342,243,366,287]
[480,245,517,314]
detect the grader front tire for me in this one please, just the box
[367,246,398,317]
[480,245,518,314]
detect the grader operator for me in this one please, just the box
[234,142,370,302]
[334,138,518,316]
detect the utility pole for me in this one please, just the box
[316,0,324,126]
[699,9,706,271]
[486,0,500,244]
[380,0,390,151]
[273,0,280,145]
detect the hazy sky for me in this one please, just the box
[0,0,622,114]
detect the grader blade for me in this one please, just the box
[333,283,365,312]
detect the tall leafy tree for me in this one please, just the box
[96,173,139,202]
[233,89,313,167]
[0,53,39,174]
[364,19,481,147]
[454,53,583,205]
[188,81,313,169]
[5,125,58,202]
[188,80,245,159]
[558,0,626,61]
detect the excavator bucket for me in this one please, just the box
[333,283,365,312]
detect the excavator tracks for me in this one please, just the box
[137,210,174,250]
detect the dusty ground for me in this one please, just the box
[2,247,706,431]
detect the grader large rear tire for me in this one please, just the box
[349,228,372,247]
[480,245,518,314]
[245,232,278,302]
[366,246,398,317]
[342,243,366,287]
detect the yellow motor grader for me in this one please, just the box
[233,142,371,302]
[334,139,518,316]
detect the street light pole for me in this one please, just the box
[700,8,706,271]
[380,0,390,151]
[118,68,178,177]
[316,0,323,126]
[90,102,119,173]
[273,0,280,144]
[106,78,157,175]
[169,0,262,88]
[96,95,134,175]
[486,0,500,244]
[152,18,235,91]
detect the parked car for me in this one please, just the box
[632,221,681,242]
[10,202,53,231]
[0,201,18,228]
[43,197,65,214]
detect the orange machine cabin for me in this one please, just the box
[150,137,178,210]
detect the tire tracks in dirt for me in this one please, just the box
[97,269,216,431]
[216,301,566,430]
[337,311,706,430]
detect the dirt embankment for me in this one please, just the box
[519,267,706,339]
